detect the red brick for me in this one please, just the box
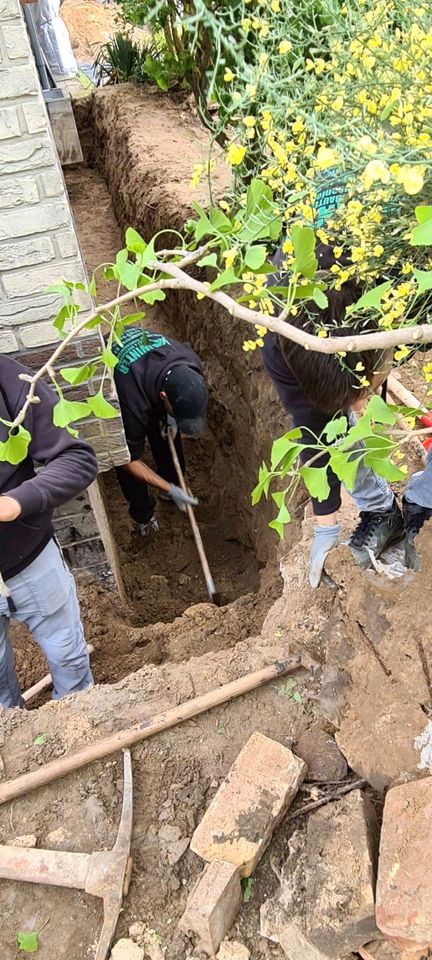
[191,733,306,877]
[179,860,242,955]
[376,777,432,945]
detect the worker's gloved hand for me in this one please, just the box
[160,414,178,440]
[169,485,198,512]
[309,523,341,588]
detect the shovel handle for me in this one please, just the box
[167,432,218,600]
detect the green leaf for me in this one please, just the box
[138,286,166,305]
[329,450,360,491]
[246,178,272,217]
[210,267,239,292]
[46,282,74,301]
[323,416,347,442]
[292,691,302,703]
[363,435,395,459]
[291,225,318,279]
[0,427,31,465]
[17,931,39,953]
[350,281,392,312]
[138,238,156,270]
[209,207,232,234]
[415,205,432,225]
[101,348,118,369]
[197,253,218,268]
[125,227,147,254]
[191,202,215,242]
[87,392,117,419]
[53,304,77,338]
[364,457,406,482]
[413,268,432,294]
[366,394,396,424]
[242,877,254,902]
[300,465,330,501]
[117,312,146,326]
[85,313,105,331]
[59,364,96,386]
[244,245,268,270]
[380,96,399,121]
[339,413,373,450]
[270,429,302,469]
[114,250,141,291]
[33,733,47,746]
[53,399,90,428]
[410,214,432,246]
[87,274,97,297]
[269,518,285,538]
[251,462,272,504]
[312,286,328,309]
[104,267,115,281]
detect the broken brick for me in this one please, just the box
[306,790,378,957]
[376,777,432,945]
[279,921,342,960]
[179,859,242,955]
[191,732,306,876]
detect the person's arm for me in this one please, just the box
[122,459,171,493]
[4,372,98,518]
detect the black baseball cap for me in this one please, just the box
[163,365,208,437]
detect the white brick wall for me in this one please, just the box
[0,0,90,353]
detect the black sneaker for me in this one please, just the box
[402,497,432,570]
[349,499,405,569]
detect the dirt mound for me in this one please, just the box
[60,0,120,63]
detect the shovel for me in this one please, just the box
[167,430,220,605]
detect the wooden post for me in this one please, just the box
[87,478,128,606]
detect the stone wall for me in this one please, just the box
[0,0,129,584]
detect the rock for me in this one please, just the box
[128,922,145,942]
[358,943,426,960]
[109,939,144,960]
[179,859,242,956]
[158,824,182,844]
[0,752,5,779]
[191,733,306,876]
[279,922,339,960]
[305,791,378,957]
[217,941,250,960]
[376,777,432,945]
[46,827,67,848]
[12,834,37,848]
[166,837,190,866]
[294,728,348,782]
[260,829,306,944]
[318,666,351,726]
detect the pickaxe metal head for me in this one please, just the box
[0,749,133,960]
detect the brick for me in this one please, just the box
[56,230,79,259]
[279,922,338,960]
[0,201,69,240]
[179,860,242,955]
[19,320,59,348]
[294,727,348,783]
[0,329,18,352]
[0,0,20,18]
[40,169,65,198]
[2,258,83,296]
[22,102,47,134]
[0,293,61,325]
[0,105,19,140]
[191,734,306,877]
[0,236,55,271]
[0,138,54,175]
[306,791,378,957]
[3,23,28,59]
[0,64,36,100]
[376,777,432,944]
[0,175,38,208]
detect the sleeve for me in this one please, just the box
[261,332,342,515]
[6,375,98,517]
[117,400,149,461]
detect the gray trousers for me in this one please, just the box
[347,429,432,513]
[0,539,93,709]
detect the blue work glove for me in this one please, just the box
[309,523,341,588]
[160,414,178,440]
[169,485,198,512]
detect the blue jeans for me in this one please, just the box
[0,539,93,708]
[405,449,432,508]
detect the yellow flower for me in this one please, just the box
[359,376,370,388]
[227,143,246,166]
[279,40,292,55]
[243,115,256,128]
[241,17,251,29]
[189,163,204,190]
[361,159,390,190]
[219,200,231,212]
[223,68,234,82]
[356,135,377,155]
[398,166,425,195]
[255,324,267,337]
[271,0,280,11]
[399,464,408,475]
[282,239,293,254]
[223,248,237,268]
[394,345,410,361]
[317,328,327,338]
[355,362,365,371]
[291,116,305,135]
[373,244,384,257]
[337,351,347,357]
[332,94,344,111]
[315,146,339,170]
[246,83,257,97]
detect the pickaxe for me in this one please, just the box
[0,749,133,960]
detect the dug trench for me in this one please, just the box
[1,86,432,960]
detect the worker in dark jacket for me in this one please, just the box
[0,355,98,708]
[113,328,208,535]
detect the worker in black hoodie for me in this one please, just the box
[112,328,209,535]
[0,355,98,708]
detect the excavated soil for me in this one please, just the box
[2,86,432,960]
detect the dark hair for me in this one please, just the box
[278,281,388,414]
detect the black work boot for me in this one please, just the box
[349,498,404,569]
[402,497,432,570]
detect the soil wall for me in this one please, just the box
[78,85,295,563]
